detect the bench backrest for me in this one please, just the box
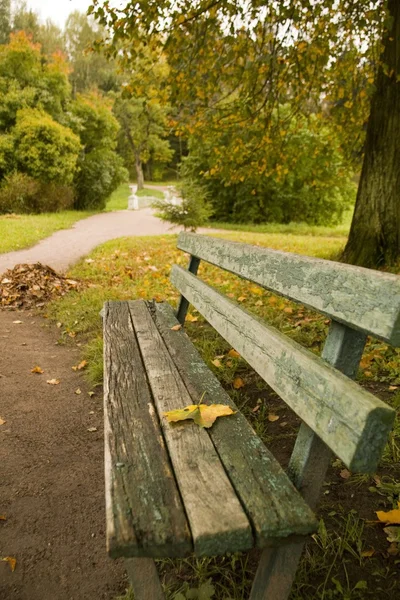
[171,232,398,474]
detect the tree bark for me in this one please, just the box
[342,0,400,268]
[135,152,145,190]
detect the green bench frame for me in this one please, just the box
[103,232,399,600]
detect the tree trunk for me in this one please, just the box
[135,152,145,190]
[342,0,400,268]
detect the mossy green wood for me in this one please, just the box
[170,266,395,473]
[177,233,400,345]
[103,302,191,558]
[128,300,253,557]
[153,301,318,547]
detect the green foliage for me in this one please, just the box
[14,108,81,185]
[153,179,213,231]
[71,93,127,210]
[0,132,14,176]
[0,0,10,45]
[0,171,74,213]
[183,113,356,225]
[65,11,119,93]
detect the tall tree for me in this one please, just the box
[91,0,399,267]
[0,0,10,44]
[114,95,173,189]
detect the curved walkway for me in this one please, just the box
[0,208,215,274]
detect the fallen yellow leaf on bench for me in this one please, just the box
[164,404,236,429]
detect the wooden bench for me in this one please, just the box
[103,232,399,600]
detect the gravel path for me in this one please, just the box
[0,208,216,274]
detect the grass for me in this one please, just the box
[105,183,131,211]
[0,210,95,254]
[136,188,165,200]
[47,229,400,599]
[207,209,354,238]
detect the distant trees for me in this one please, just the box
[0,30,126,213]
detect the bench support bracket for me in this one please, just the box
[249,321,367,600]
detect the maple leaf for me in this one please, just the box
[1,556,16,572]
[31,366,44,374]
[72,360,87,372]
[267,413,280,422]
[233,377,245,389]
[376,502,400,524]
[164,404,236,429]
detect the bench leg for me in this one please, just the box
[249,543,304,600]
[125,558,165,600]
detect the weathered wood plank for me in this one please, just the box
[128,300,253,556]
[170,266,395,473]
[249,323,367,600]
[177,232,400,345]
[125,559,165,600]
[153,302,317,546]
[103,301,191,558]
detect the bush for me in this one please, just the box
[183,112,356,226]
[73,149,127,210]
[70,94,128,210]
[153,178,213,231]
[14,108,81,185]
[0,171,74,214]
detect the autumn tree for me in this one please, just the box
[91,0,398,267]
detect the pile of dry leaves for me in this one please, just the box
[0,263,80,309]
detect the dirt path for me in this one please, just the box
[0,208,219,274]
[0,310,126,600]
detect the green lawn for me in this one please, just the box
[105,183,131,211]
[0,210,95,254]
[47,230,400,600]
[136,187,165,200]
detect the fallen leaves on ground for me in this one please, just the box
[340,469,351,480]
[0,263,81,310]
[0,515,6,521]
[233,377,245,389]
[1,556,16,572]
[87,427,97,432]
[165,403,236,428]
[186,313,198,322]
[47,379,60,385]
[72,360,87,371]
[228,349,240,358]
[0,417,5,425]
[31,366,44,374]
[384,526,400,543]
[212,359,222,368]
[376,503,400,524]
[12,320,23,324]
[268,413,280,422]
[75,388,82,395]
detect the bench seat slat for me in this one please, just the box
[177,232,400,345]
[153,302,318,547]
[171,266,395,473]
[128,300,253,556]
[103,302,191,559]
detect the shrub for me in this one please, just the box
[0,171,74,214]
[14,108,81,185]
[153,178,213,231]
[73,149,127,210]
[70,94,128,210]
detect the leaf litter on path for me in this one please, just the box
[0,263,81,310]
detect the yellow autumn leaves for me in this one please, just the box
[165,403,236,429]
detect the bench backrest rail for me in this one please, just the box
[177,232,400,345]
